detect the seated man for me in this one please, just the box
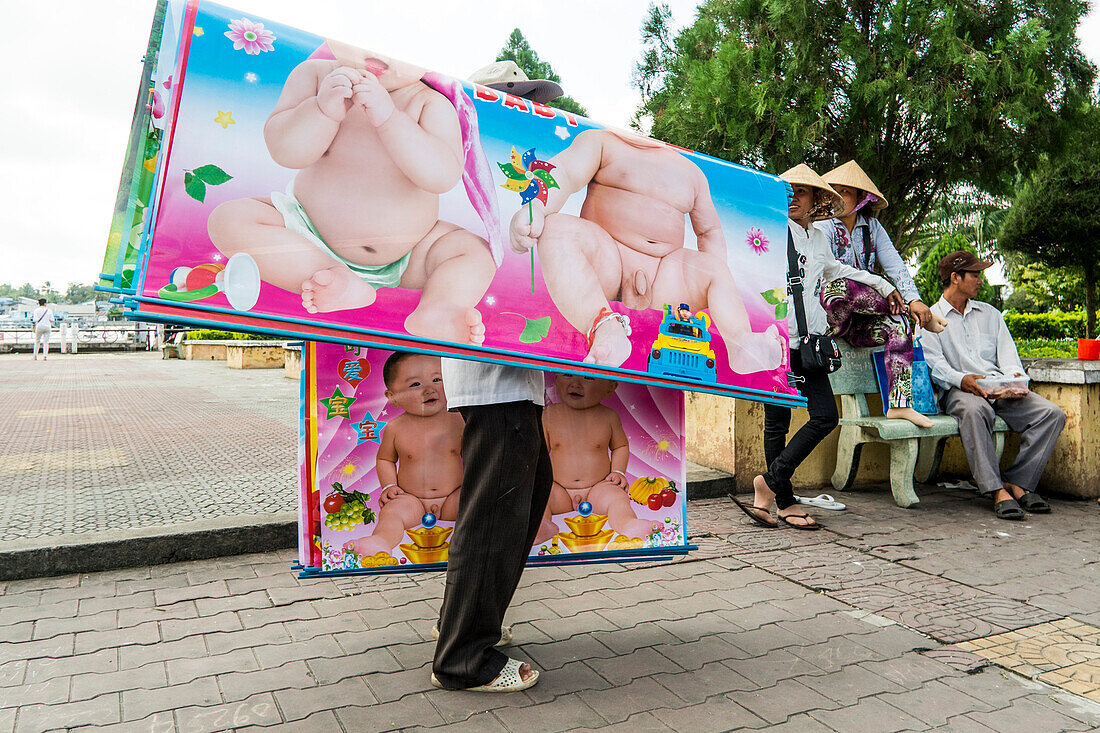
[921,251,1065,520]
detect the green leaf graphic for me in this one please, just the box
[774,303,788,320]
[519,316,551,343]
[193,164,233,185]
[184,172,207,202]
[760,287,786,305]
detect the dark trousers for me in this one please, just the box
[763,350,839,509]
[432,401,553,689]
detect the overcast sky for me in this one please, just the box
[3,1,1099,288]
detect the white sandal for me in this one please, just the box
[795,494,846,510]
[430,657,539,692]
[431,623,513,647]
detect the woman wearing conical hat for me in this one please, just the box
[819,161,945,429]
[731,164,897,531]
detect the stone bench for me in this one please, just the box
[284,343,302,379]
[184,340,236,361]
[225,341,288,369]
[829,344,1009,508]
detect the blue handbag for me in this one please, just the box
[872,336,938,416]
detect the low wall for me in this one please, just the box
[184,341,232,361]
[284,344,302,379]
[689,358,1100,500]
[226,342,287,369]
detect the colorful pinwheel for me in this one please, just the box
[499,147,559,291]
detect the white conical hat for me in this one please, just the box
[780,164,844,219]
[822,160,889,210]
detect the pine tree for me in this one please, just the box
[497,29,588,117]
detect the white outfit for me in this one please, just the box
[440,359,544,408]
[920,297,1026,389]
[32,306,53,359]
[788,221,894,338]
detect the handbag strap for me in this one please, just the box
[787,229,809,340]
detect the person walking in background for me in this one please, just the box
[921,251,1064,520]
[819,161,946,428]
[31,298,53,361]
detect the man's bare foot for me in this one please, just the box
[518,663,535,682]
[405,305,486,345]
[584,317,631,367]
[923,314,948,333]
[886,406,935,428]
[301,266,377,313]
[727,325,784,374]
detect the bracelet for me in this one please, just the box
[379,484,396,492]
[586,308,632,350]
[613,470,626,477]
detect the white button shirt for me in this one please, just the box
[440,358,544,409]
[788,221,895,337]
[920,297,1025,389]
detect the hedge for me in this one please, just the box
[1002,311,1096,340]
[184,329,273,341]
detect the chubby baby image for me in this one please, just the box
[208,40,497,345]
[538,373,657,543]
[509,128,782,373]
[343,352,464,558]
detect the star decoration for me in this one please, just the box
[212,253,223,262]
[555,126,570,140]
[353,410,386,445]
[193,26,204,36]
[244,72,257,83]
[485,295,496,306]
[214,110,235,129]
[319,387,355,420]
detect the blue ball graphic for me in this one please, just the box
[421,512,437,528]
[578,501,593,517]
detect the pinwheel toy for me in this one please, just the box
[499,147,558,292]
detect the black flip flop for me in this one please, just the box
[1018,491,1051,513]
[728,493,777,528]
[994,499,1025,520]
[778,512,822,531]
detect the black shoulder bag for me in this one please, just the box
[787,230,842,374]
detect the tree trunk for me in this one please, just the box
[1086,263,1097,339]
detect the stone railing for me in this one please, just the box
[688,358,1100,500]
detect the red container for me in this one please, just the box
[1077,338,1100,360]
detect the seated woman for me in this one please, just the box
[819,161,946,428]
[734,164,897,531]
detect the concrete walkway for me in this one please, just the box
[3,353,1100,731]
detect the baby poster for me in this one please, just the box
[111,0,802,407]
[298,342,689,575]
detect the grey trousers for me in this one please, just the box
[942,389,1066,495]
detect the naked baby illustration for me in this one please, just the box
[537,373,657,543]
[343,353,464,558]
[509,129,783,372]
[208,40,501,345]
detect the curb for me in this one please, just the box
[0,513,297,581]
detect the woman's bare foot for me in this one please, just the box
[727,325,784,374]
[747,475,778,527]
[584,318,631,367]
[301,265,377,313]
[886,406,935,428]
[405,305,486,345]
[776,507,819,528]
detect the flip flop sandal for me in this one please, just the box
[778,513,822,531]
[728,493,777,528]
[1018,491,1051,513]
[994,499,1025,520]
[430,657,539,693]
[796,494,847,511]
[431,623,513,647]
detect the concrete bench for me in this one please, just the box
[829,344,1009,507]
[184,340,235,361]
[225,341,287,369]
[161,333,185,359]
[283,343,302,379]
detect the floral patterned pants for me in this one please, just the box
[820,279,914,409]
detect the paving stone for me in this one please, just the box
[577,676,688,723]
[0,634,75,663]
[523,635,618,673]
[650,661,756,703]
[273,676,376,721]
[809,696,929,731]
[0,622,32,644]
[652,634,746,670]
[0,676,69,707]
[966,696,1095,732]
[880,679,997,727]
[857,653,961,691]
[650,696,767,732]
[237,602,320,629]
[727,677,843,724]
[788,635,887,673]
[216,660,315,703]
[335,693,447,730]
[23,649,116,685]
[171,692,283,733]
[727,648,822,688]
[585,646,685,686]
[236,709,338,733]
[203,625,292,656]
[304,647,400,684]
[74,622,159,655]
[0,659,26,687]
[192,590,270,617]
[71,663,168,702]
[361,662,433,704]
[77,591,157,616]
[166,648,257,685]
[493,692,607,732]
[522,660,615,704]
[253,637,344,669]
[121,676,221,721]
[14,694,120,733]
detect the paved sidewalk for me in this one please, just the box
[3,492,1100,732]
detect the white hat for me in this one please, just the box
[468,60,563,104]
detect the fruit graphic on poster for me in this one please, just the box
[322,481,375,531]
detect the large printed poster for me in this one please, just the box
[109,0,802,406]
[298,342,690,575]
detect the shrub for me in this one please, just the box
[184,329,271,341]
[1015,338,1077,358]
[1002,312,1092,340]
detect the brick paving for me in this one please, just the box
[3,353,1100,730]
[0,353,297,542]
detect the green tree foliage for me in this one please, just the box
[635,0,1094,254]
[63,283,97,304]
[497,29,588,117]
[0,282,99,303]
[999,105,1100,336]
[915,233,996,305]
[1004,260,1084,313]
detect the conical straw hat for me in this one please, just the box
[779,164,844,219]
[821,160,888,210]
